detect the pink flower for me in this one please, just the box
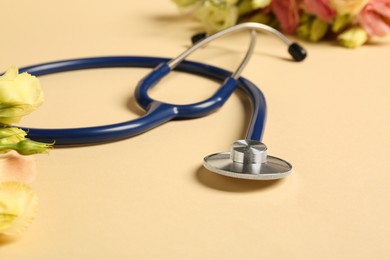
[271,0,300,34]
[0,151,37,184]
[302,0,337,22]
[357,0,390,36]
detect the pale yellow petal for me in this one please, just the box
[0,67,44,125]
[0,67,18,81]
[0,182,38,236]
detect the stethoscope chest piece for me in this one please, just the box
[203,140,292,180]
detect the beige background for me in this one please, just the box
[1,0,390,259]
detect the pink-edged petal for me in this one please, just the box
[358,10,390,36]
[271,0,299,34]
[0,151,37,184]
[302,0,336,22]
[371,0,390,17]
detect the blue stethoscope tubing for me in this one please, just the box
[18,56,266,145]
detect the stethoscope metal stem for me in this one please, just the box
[167,22,295,70]
[231,30,257,79]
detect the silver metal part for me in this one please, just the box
[231,30,256,80]
[167,22,293,71]
[203,140,292,180]
[169,28,257,81]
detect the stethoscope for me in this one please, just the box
[16,23,306,180]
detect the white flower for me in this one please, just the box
[0,67,44,125]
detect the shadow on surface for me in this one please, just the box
[126,96,145,116]
[151,14,204,32]
[0,235,20,247]
[195,166,284,192]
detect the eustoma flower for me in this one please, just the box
[0,148,41,238]
[0,67,51,238]
[0,67,44,125]
[270,0,300,34]
[0,150,37,184]
[0,68,52,156]
[0,182,38,236]
[171,0,390,47]
[195,1,239,33]
[357,0,390,36]
[303,0,336,22]
[331,0,369,15]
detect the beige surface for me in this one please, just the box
[1,1,390,259]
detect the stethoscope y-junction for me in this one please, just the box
[14,23,306,180]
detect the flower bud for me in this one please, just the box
[332,14,353,33]
[238,0,254,15]
[249,13,273,25]
[8,139,53,155]
[338,26,368,48]
[297,20,312,39]
[309,18,329,42]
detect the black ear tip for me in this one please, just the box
[191,32,207,45]
[288,43,307,61]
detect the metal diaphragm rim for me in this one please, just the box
[203,152,292,180]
